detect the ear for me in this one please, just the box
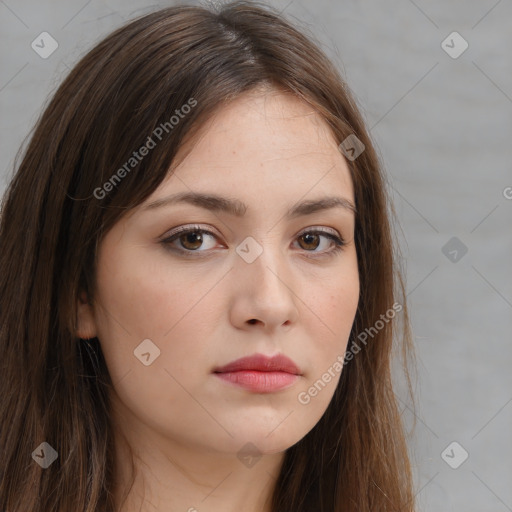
[76,290,98,340]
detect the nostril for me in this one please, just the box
[248,319,258,324]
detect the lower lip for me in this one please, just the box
[214,371,299,393]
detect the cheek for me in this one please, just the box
[306,258,359,341]
[311,286,358,373]
[91,254,220,436]
[296,262,359,412]
[92,242,221,393]
[94,239,211,338]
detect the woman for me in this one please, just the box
[0,1,415,511]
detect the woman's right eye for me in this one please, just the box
[161,226,221,255]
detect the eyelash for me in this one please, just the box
[160,224,346,258]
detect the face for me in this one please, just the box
[77,87,359,459]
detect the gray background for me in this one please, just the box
[1,0,511,510]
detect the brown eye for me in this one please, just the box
[161,226,219,255]
[298,232,321,251]
[179,231,204,250]
[294,229,346,257]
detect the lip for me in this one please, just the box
[213,353,302,393]
[213,353,302,375]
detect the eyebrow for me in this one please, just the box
[143,192,356,218]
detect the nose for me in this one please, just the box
[229,240,300,332]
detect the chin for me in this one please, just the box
[216,421,310,456]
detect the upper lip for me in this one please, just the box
[213,353,302,375]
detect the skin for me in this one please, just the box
[77,86,360,512]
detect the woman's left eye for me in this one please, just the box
[160,225,346,257]
[295,230,345,254]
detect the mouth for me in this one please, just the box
[212,353,302,393]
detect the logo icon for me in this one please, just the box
[441,32,468,59]
[32,441,58,468]
[31,32,59,59]
[134,338,161,366]
[237,442,262,468]
[236,236,263,264]
[442,236,468,263]
[339,134,365,161]
[441,441,469,469]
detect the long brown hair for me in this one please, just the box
[0,2,415,510]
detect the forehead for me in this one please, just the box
[155,88,354,205]
[184,88,339,159]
